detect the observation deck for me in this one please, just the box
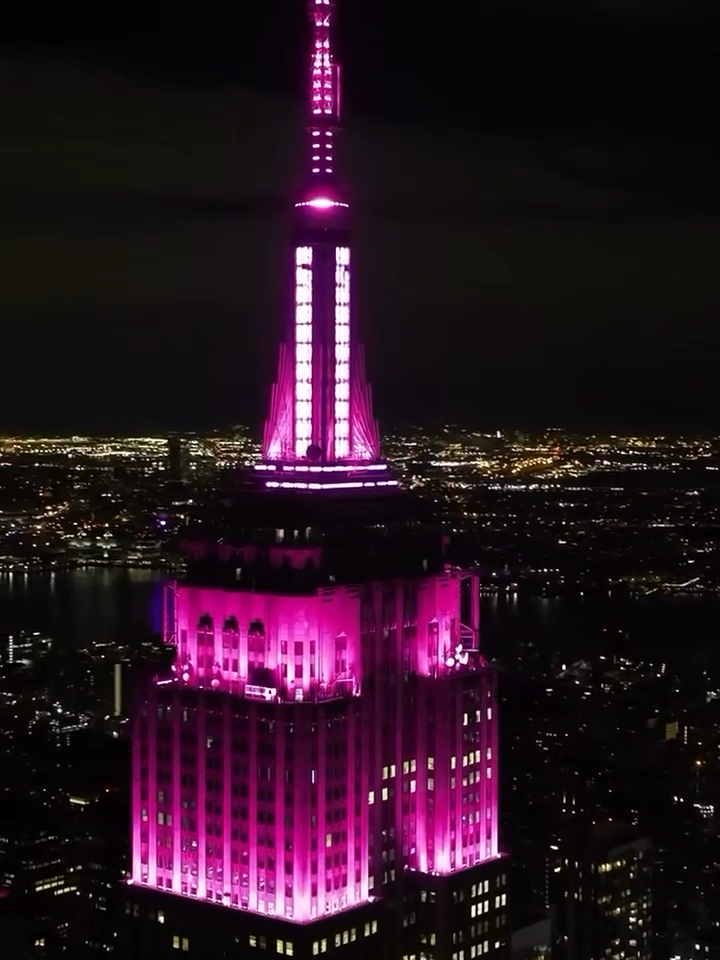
[156,669,358,704]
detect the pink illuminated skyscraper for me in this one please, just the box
[120,3,510,958]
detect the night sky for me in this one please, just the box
[1,0,718,433]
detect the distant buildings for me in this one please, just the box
[166,435,189,483]
[550,822,652,960]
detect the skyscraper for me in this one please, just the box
[119,2,509,958]
[550,821,652,960]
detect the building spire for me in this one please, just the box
[306,0,341,183]
[260,0,386,483]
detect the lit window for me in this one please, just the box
[173,936,180,950]
[277,941,284,954]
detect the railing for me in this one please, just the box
[155,671,357,704]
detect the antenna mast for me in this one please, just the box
[306,0,342,182]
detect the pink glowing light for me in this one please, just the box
[261,0,382,466]
[131,567,499,913]
[334,246,351,458]
[263,237,381,464]
[265,478,398,490]
[310,14,335,121]
[254,462,389,473]
[294,246,314,458]
[295,197,348,210]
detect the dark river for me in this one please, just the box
[0,570,717,669]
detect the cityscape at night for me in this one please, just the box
[1,0,718,956]
[2,428,720,597]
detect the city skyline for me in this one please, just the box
[0,2,714,953]
[0,0,718,434]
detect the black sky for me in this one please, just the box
[1,0,719,433]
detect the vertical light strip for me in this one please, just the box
[295,246,314,457]
[311,6,333,118]
[334,246,350,458]
[310,0,335,175]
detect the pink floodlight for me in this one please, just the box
[131,567,499,904]
[295,197,349,210]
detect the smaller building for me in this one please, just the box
[550,821,652,960]
[511,915,553,960]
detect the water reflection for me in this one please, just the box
[0,571,717,664]
[0,569,161,649]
